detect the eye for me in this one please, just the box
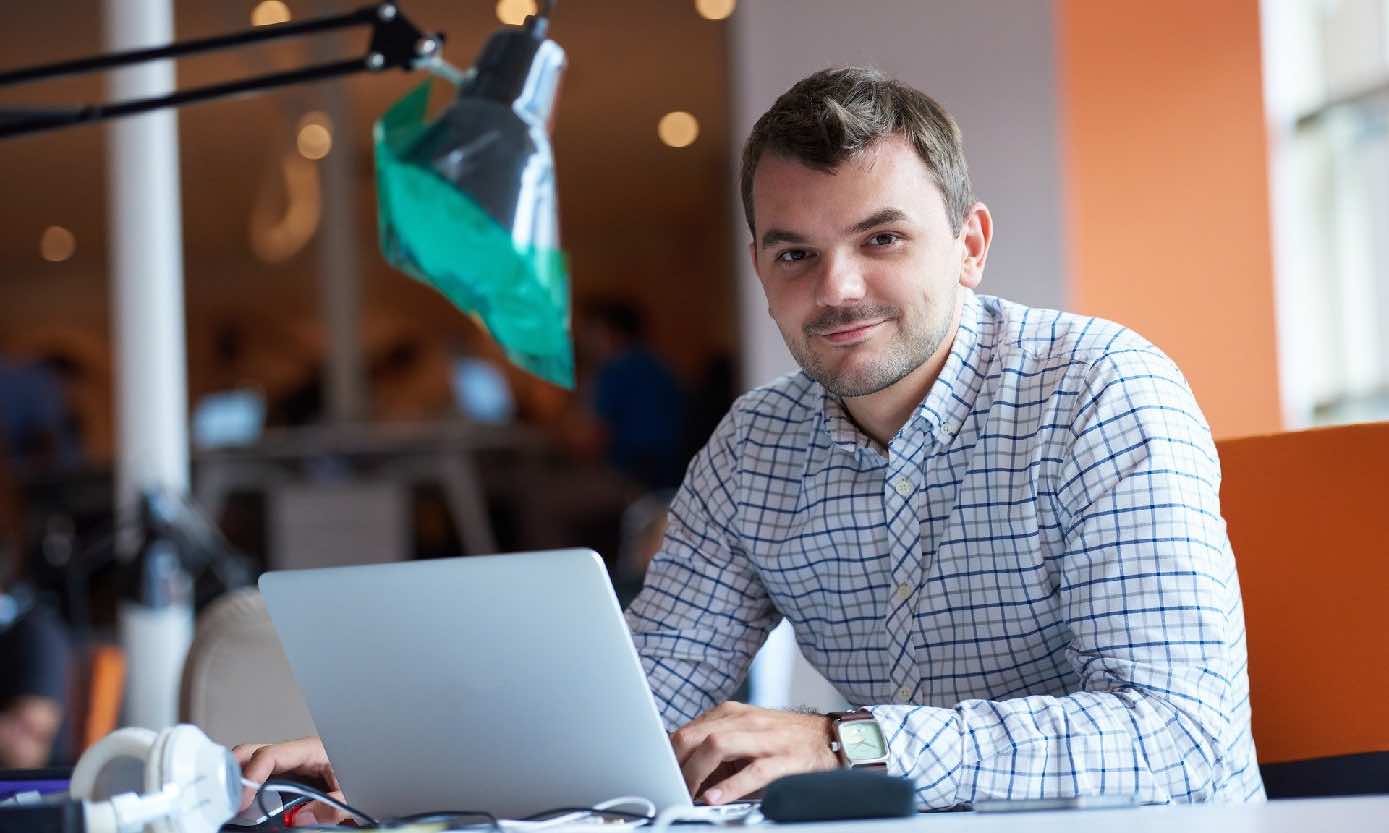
[868,232,901,247]
[775,249,810,264]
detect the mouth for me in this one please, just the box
[815,319,887,345]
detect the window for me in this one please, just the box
[1263,0,1389,426]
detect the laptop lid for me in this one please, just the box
[258,549,691,820]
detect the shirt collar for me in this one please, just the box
[913,289,986,446]
[818,289,989,453]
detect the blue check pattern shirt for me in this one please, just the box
[626,290,1265,807]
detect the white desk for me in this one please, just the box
[755,796,1389,833]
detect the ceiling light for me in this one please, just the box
[40,226,76,262]
[658,111,699,148]
[694,0,736,21]
[251,1,291,27]
[296,111,333,160]
[496,0,537,26]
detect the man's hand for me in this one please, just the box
[233,736,347,827]
[669,701,839,805]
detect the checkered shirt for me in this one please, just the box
[625,290,1265,807]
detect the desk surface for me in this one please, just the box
[756,796,1389,833]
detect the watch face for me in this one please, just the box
[839,719,886,762]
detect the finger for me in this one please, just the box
[240,738,328,783]
[293,795,352,827]
[702,757,785,805]
[238,739,331,811]
[679,701,745,735]
[671,706,757,764]
[680,732,763,796]
[232,743,267,766]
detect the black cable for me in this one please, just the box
[259,778,379,827]
[396,810,501,830]
[520,806,654,822]
[246,782,652,832]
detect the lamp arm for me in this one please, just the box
[0,2,448,140]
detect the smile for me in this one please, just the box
[816,319,886,345]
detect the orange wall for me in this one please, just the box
[1058,0,1282,439]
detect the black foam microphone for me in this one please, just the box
[760,770,917,822]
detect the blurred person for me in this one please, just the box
[0,348,81,472]
[236,66,1262,819]
[576,299,688,491]
[681,353,736,464]
[0,344,84,562]
[0,553,71,768]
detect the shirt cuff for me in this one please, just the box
[866,704,965,809]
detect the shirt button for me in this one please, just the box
[893,583,911,603]
[897,686,913,703]
[892,476,913,497]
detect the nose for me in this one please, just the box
[815,251,867,308]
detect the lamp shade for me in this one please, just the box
[375,23,572,388]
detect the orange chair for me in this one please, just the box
[1217,421,1389,796]
[67,642,125,758]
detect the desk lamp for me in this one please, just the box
[0,1,573,386]
[0,0,571,730]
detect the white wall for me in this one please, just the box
[730,0,1067,387]
[728,1,1066,707]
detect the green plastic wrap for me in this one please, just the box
[374,80,574,389]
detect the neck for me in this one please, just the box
[840,294,964,449]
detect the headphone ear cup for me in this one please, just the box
[70,727,159,802]
[146,725,240,833]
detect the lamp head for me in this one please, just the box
[374,7,573,388]
[414,15,565,252]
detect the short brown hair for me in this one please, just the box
[740,66,974,236]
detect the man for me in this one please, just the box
[237,67,1264,818]
[581,299,687,491]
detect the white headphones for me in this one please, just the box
[68,724,240,833]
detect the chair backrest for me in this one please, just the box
[178,587,316,748]
[80,644,126,752]
[1217,422,1389,791]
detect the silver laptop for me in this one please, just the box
[258,549,693,820]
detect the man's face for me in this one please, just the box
[749,135,980,398]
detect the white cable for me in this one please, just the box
[593,796,656,818]
[650,803,761,833]
[240,777,374,826]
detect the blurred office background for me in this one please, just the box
[0,0,1385,765]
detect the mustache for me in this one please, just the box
[804,305,899,336]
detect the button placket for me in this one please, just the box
[882,430,927,706]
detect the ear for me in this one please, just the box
[957,202,993,289]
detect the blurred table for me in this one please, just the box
[194,420,548,565]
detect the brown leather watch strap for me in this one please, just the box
[827,708,875,723]
[828,709,889,770]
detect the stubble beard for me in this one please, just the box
[787,298,953,399]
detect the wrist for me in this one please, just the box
[816,715,838,769]
[826,708,890,770]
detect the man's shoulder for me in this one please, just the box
[979,294,1168,375]
[727,370,822,430]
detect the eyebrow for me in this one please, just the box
[759,207,911,250]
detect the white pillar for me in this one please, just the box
[105,0,192,731]
[314,2,366,424]
[317,81,367,423]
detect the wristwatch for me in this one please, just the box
[827,708,889,771]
